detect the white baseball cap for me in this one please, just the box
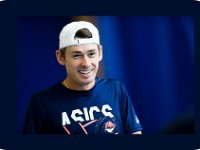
[59,21,100,49]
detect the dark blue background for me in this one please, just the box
[17,16,194,134]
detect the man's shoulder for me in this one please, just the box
[31,83,62,100]
[97,78,123,87]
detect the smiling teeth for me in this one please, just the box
[79,70,92,74]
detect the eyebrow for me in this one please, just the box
[71,51,82,54]
[70,49,97,54]
[87,49,96,52]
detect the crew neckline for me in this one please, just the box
[59,78,99,95]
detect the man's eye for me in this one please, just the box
[88,52,96,57]
[72,54,82,59]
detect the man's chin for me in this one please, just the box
[78,78,95,85]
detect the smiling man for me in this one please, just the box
[23,21,143,134]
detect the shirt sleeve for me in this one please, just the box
[23,95,44,134]
[119,82,143,134]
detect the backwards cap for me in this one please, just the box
[59,21,100,49]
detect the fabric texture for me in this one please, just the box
[23,78,142,134]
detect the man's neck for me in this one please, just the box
[62,78,95,91]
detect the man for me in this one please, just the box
[23,21,143,134]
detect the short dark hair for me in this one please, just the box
[74,28,92,38]
[60,28,92,57]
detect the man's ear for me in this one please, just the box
[55,50,65,66]
[98,45,103,61]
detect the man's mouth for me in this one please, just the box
[78,69,93,75]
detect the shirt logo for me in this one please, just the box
[62,104,115,134]
[105,121,115,133]
[62,104,114,125]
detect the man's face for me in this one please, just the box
[61,44,102,90]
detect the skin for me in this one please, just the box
[56,43,102,91]
[56,43,142,135]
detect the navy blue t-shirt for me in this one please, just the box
[23,78,142,134]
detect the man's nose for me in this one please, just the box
[81,56,91,67]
